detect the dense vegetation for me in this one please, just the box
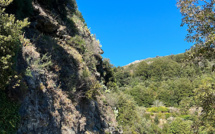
[0,1,29,133]
[103,53,215,133]
[102,0,215,133]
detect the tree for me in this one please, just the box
[149,59,180,80]
[102,58,117,88]
[195,76,215,123]
[177,0,215,58]
[177,0,215,46]
[178,0,215,128]
[134,61,149,79]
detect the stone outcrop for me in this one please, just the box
[8,0,121,133]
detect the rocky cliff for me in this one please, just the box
[2,0,121,133]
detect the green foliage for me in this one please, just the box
[114,93,141,133]
[103,0,215,132]
[158,78,194,106]
[111,52,215,132]
[179,97,195,114]
[154,116,159,125]
[177,0,215,62]
[114,68,131,87]
[134,61,149,79]
[180,115,192,121]
[83,67,90,78]
[117,93,138,126]
[0,0,13,7]
[149,58,181,80]
[75,10,86,25]
[168,118,193,134]
[102,59,117,88]
[67,35,86,54]
[195,76,215,121]
[147,106,169,113]
[0,90,20,133]
[0,1,29,90]
[165,113,171,119]
[86,81,101,100]
[128,85,154,107]
[177,0,215,48]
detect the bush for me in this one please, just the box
[0,0,29,90]
[67,35,86,54]
[129,85,154,107]
[180,115,192,121]
[165,113,171,119]
[168,118,193,134]
[147,106,169,113]
[154,116,159,125]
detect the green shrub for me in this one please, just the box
[148,107,158,112]
[168,118,193,134]
[147,106,169,113]
[144,113,151,120]
[0,0,29,90]
[67,35,86,54]
[154,116,159,125]
[180,115,192,121]
[165,113,171,119]
[158,106,169,112]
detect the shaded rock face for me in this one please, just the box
[36,16,59,33]
[11,1,120,134]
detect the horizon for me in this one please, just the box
[76,0,193,66]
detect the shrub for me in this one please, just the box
[67,35,86,54]
[180,115,192,121]
[0,0,29,90]
[165,113,171,119]
[154,116,159,125]
[147,106,169,113]
[158,106,169,112]
[168,118,193,134]
[144,113,151,120]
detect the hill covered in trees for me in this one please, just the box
[103,53,215,133]
[101,0,215,133]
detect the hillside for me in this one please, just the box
[0,0,215,134]
[103,52,215,133]
[0,0,120,133]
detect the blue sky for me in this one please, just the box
[76,0,193,66]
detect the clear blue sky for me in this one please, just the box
[76,0,192,66]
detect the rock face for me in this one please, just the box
[7,0,120,133]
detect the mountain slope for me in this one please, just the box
[0,0,121,133]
